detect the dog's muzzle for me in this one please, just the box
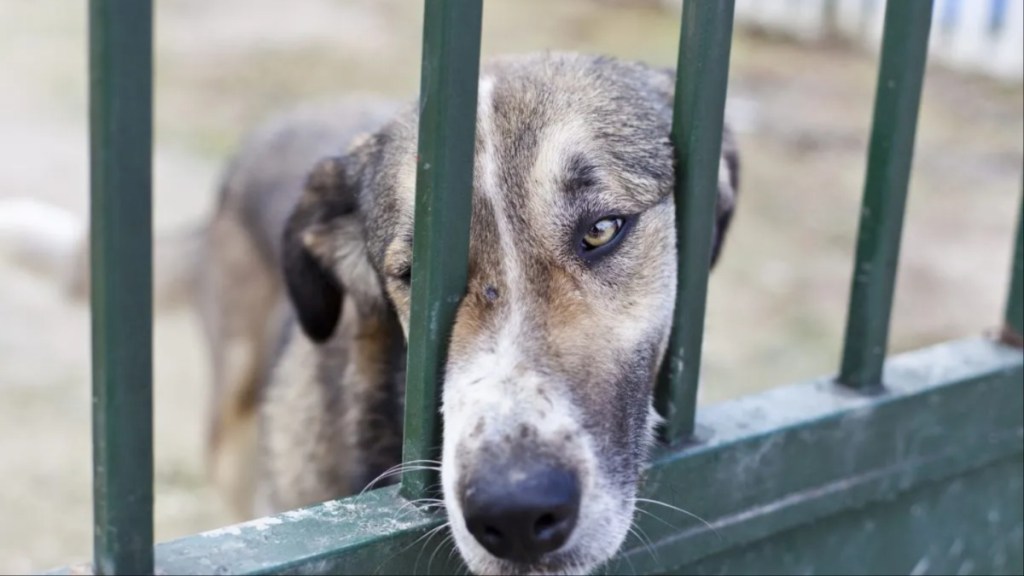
[460,459,581,564]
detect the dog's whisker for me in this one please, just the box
[446,535,462,563]
[405,497,445,506]
[412,522,451,575]
[373,524,446,576]
[427,532,456,573]
[626,522,658,564]
[632,505,677,528]
[632,502,701,536]
[632,497,722,540]
[619,532,641,576]
[623,518,660,576]
[359,465,443,495]
[394,497,446,518]
[365,459,442,481]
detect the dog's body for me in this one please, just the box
[192,97,405,517]
[3,52,738,576]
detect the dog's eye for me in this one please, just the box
[581,217,624,250]
[391,265,412,286]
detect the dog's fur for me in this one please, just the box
[3,52,739,576]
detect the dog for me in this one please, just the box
[2,52,738,576]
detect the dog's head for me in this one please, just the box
[282,53,738,575]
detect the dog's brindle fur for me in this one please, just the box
[208,53,738,575]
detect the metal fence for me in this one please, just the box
[59,0,1023,574]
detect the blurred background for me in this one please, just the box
[0,0,1020,573]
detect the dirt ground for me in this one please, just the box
[0,1,1020,573]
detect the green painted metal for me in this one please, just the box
[606,337,1022,574]
[839,0,934,391]
[400,0,483,501]
[675,457,1022,576]
[49,337,1020,575]
[1004,182,1023,346]
[88,1,154,574]
[655,0,735,444]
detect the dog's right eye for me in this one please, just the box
[391,265,412,286]
[575,214,633,264]
[582,217,623,249]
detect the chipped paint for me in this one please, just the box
[199,515,283,538]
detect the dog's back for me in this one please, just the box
[0,97,401,519]
[196,97,399,519]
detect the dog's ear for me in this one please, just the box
[710,124,740,268]
[651,66,740,269]
[282,157,356,343]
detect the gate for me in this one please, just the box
[54,0,1023,574]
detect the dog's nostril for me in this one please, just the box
[482,525,503,548]
[535,513,556,533]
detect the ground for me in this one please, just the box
[0,1,1020,573]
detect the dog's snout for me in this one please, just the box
[462,464,580,563]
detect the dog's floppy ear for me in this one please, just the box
[710,125,740,268]
[282,157,356,343]
[650,66,739,269]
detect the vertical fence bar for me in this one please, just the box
[1003,182,1023,346]
[839,0,934,391]
[655,0,736,444]
[89,1,154,574]
[400,0,483,501]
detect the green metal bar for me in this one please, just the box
[655,0,735,444]
[1003,181,1023,346]
[839,0,933,391]
[49,337,1022,575]
[89,1,154,574]
[400,0,483,501]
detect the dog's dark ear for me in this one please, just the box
[282,157,354,343]
[651,66,739,269]
[710,125,740,268]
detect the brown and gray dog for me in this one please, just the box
[4,52,738,576]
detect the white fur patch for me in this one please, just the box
[530,118,592,197]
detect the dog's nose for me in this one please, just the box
[462,464,580,563]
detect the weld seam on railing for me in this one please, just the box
[839,0,934,391]
[89,0,155,574]
[655,0,736,444]
[400,0,483,501]
[1003,180,1023,347]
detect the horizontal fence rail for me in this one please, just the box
[88,1,155,574]
[49,338,1024,575]
[839,0,934,391]
[399,0,483,502]
[655,0,736,444]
